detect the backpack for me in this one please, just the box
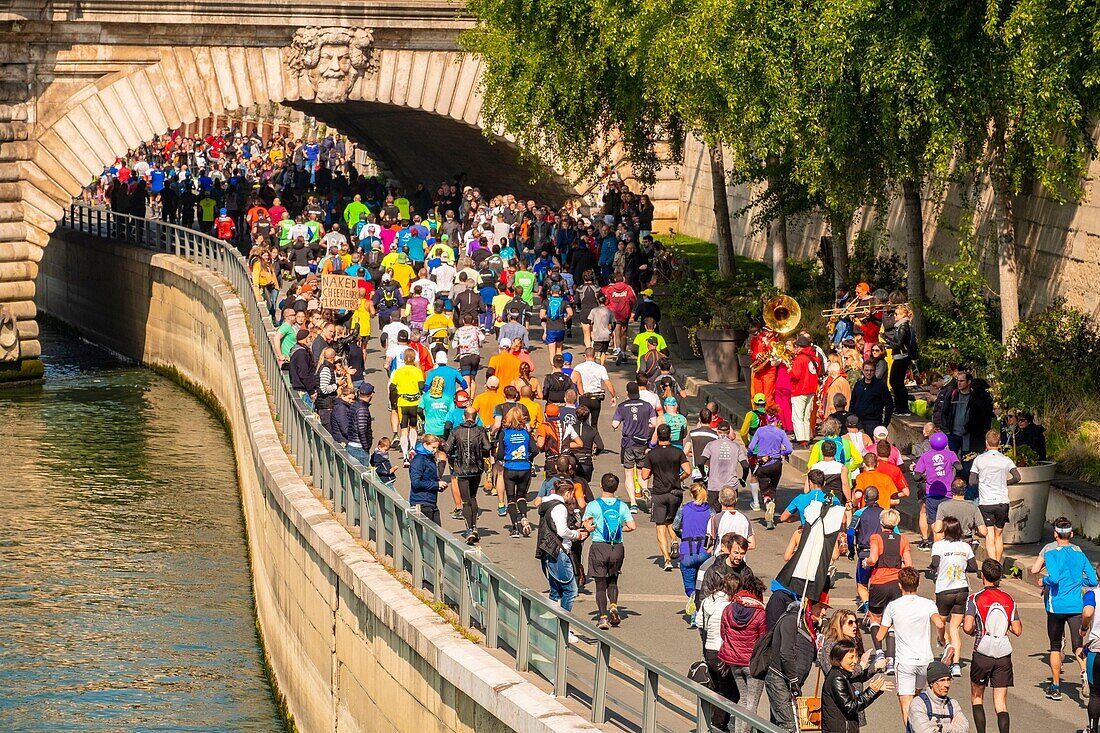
[905,692,955,733]
[544,372,573,403]
[323,255,344,275]
[594,498,625,544]
[379,287,399,310]
[546,294,565,321]
[365,248,383,270]
[748,616,782,679]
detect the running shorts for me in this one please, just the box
[587,541,625,579]
[459,354,481,376]
[621,444,648,469]
[650,491,682,525]
[980,503,1010,529]
[1047,612,1083,652]
[935,588,969,617]
[868,580,902,615]
[971,651,1014,688]
[594,340,610,354]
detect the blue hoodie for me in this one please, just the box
[408,444,440,505]
[679,502,713,556]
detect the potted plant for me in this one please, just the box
[1001,443,1058,545]
[696,273,770,383]
[667,274,710,360]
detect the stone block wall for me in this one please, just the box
[36,231,600,733]
[676,134,1100,319]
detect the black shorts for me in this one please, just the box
[588,541,625,578]
[621,444,648,468]
[980,503,1010,529]
[594,340,610,354]
[1047,612,1083,652]
[398,406,421,429]
[868,580,902,615]
[459,354,481,376]
[971,651,1014,688]
[936,588,969,617]
[650,491,682,525]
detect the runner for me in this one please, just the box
[970,430,1022,564]
[878,566,945,726]
[931,517,978,678]
[611,382,655,512]
[582,473,637,630]
[1031,516,1098,701]
[442,406,492,544]
[572,347,617,426]
[496,406,539,538]
[639,424,691,570]
[746,406,792,529]
[965,559,1022,733]
[865,508,913,672]
[388,349,425,466]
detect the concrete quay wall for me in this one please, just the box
[36,231,599,733]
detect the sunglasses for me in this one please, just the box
[844,619,858,626]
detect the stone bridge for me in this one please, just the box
[0,3,685,376]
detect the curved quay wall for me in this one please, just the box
[35,227,600,733]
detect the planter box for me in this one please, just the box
[697,328,747,383]
[1004,461,1058,545]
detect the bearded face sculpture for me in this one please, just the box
[286,28,375,103]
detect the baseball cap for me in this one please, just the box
[562,352,573,364]
[663,396,678,407]
[455,390,470,407]
[220,208,227,215]
[752,393,766,405]
[485,376,500,389]
[499,337,512,350]
[641,288,654,296]
[397,252,408,262]
[873,426,889,440]
[434,351,448,364]
[441,234,449,241]
[358,382,375,395]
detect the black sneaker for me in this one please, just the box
[509,528,522,539]
[450,508,463,520]
[465,530,479,545]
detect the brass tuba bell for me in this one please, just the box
[763,294,801,335]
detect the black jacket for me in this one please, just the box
[769,607,817,691]
[850,377,892,427]
[443,421,491,477]
[289,344,317,393]
[940,380,995,453]
[331,398,356,444]
[1008,422,1047,461]
[821,666,882,733]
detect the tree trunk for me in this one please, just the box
[901,178,927,340]
[991,125,1020,340]
[829,210,849,288]
[708,144,737,277]
[766,154,789,290]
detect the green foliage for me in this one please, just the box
[667,269,773,331]
[998,301,1100,412]
[921,242,1004,373]
[847,230,907,294]
[1002,443,1038,468]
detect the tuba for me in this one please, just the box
[763,294,801,335]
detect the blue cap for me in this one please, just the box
[562,352,573,363]
[358,382,375,395]
[220,208,227,215]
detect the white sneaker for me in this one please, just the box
[568,631,580,644]
[750,503,762,511]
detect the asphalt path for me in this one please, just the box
[353,318,1090,732]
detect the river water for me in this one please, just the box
[0,325,283,731]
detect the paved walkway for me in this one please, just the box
[357,321,1096,732]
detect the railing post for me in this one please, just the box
[696,699,712,733]
[486,575,499,649]
[391,501,404,571]
[642,668,659,733]
[434,535,446,599]
[372,483,385,549]
[517,595,531,673]
[554,616,569,697]
[592,640,610,724]
[458,551,473,629]
[410,510,424,589]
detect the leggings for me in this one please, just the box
[594,575,620,618]
[1088,650,1100,732]
[754,460,783,503]
[503,468,532,526]
[579,394,603,426]
[890,357,911,413]
[456,475,481,531]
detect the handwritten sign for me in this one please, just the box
[320,274,360,311]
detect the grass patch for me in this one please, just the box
[663,234,771,280]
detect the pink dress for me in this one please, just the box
[774,364,794,432]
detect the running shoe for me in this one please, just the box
[498,503,507,516]
[885,658,895,676]
[568,631,580,644]
[520,518,532,537]
[857,601,869,615]
[685,597,696,617]
[1047,684,1063,701]
[609,604,621,627]
[764,499,776,527]
[941,644,955,665]
[750,503,762,511]
[509,527,522,539]
[951,664,962,678]
[465,530,479,545]
[1083,669,1090,693]
[765,520,775,530]
[450,508,463,520]
[628,503,639,514]
[597,616,610,630]
[664,560,674,572]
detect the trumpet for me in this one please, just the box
[822,301,910,318]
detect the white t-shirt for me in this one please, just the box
[410,278,437,303]
[573,361,610,394]
[382,321,411,346]
[882,594,939,665]
[712,510,753,542]
[432,262,456,293]
[639,389,662,415]
[931,540,973,594]
[971,450,1017,505]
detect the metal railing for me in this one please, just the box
[61,203,782,733]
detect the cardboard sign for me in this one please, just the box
[320,274,360,311]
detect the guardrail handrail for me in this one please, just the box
[60,203,783,733]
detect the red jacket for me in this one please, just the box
[790,346,821,397]
[602,282,636,321]
[718,592,766,667]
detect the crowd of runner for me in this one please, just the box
[98,126,1096,733]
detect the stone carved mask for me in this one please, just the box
[286,27,376,103]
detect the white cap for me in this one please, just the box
[873,426,889,439]
[434,351,448,365]
[499,338,512,350]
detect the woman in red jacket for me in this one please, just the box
[718,573,768,733]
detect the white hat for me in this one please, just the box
[434,351,448,365]
[499,338,512,350]
[873,426,889,439]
